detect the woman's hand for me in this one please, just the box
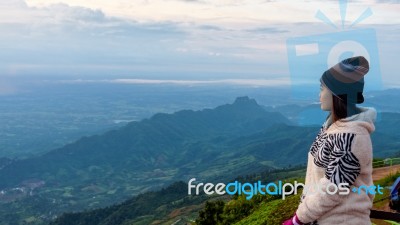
[282,212,304,225]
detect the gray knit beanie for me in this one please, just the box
[320,56,369,104]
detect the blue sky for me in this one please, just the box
[0,0,399,91]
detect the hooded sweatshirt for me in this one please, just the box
[295,106,377,225]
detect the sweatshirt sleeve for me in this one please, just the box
[296,132,361,224]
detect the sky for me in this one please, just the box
[0,0,399,90]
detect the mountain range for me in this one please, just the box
[0,96,399,225]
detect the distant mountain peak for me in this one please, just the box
[233,96,258,105]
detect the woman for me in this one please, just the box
[283,56,377,225]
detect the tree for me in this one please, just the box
[195,200,225,225]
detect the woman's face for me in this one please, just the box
[319,83,332,111]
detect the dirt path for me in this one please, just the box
[372,164,400,182]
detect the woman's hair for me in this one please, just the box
[331,94,361,123]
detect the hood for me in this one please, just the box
[323,106,377,134]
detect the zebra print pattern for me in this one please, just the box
[309,126,330,168]
[309,127,360,188]
[325,133,360,188]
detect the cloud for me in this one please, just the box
[374,0,400,3]
[0,2,190,73]
[26,3,185,38]
[45,3,108,22]
[0,0,398,88]
[0,0,27,7]
[245,27,288,33]
[177,0,206,3]
[197,25,223,30]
